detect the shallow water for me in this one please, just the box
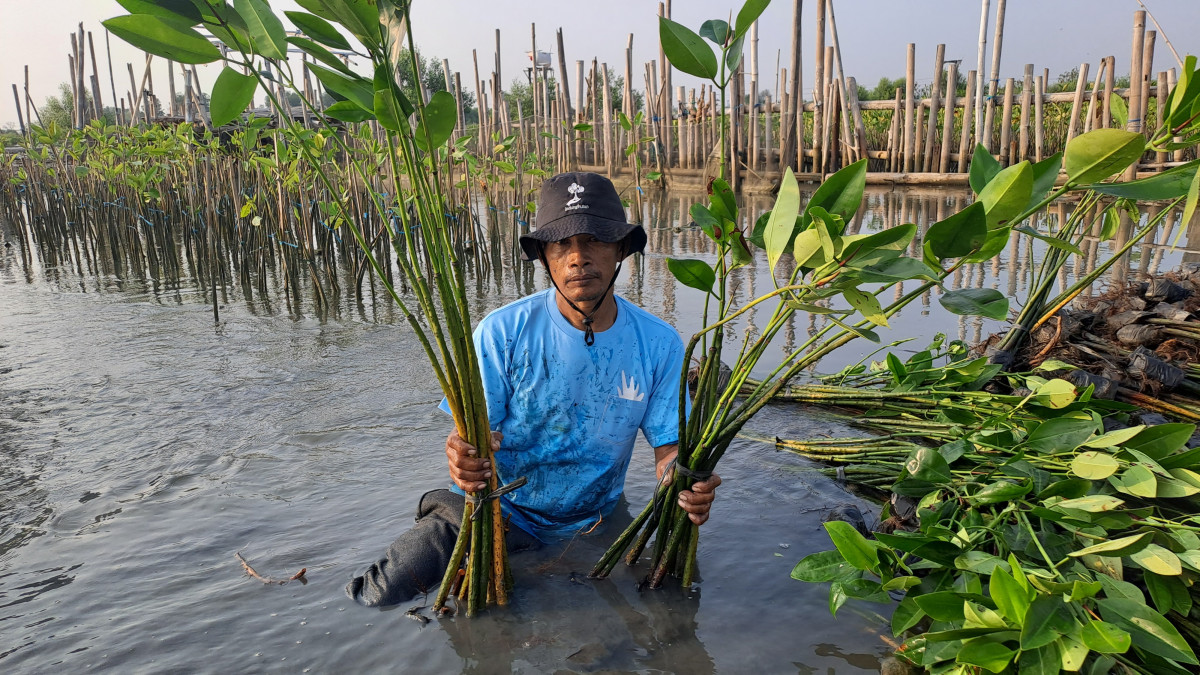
[0,186,1195,672]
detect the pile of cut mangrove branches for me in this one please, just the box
[778,338,1200,672]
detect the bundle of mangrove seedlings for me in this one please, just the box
[103,0,513,615]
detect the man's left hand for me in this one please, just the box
[654,446,721,526]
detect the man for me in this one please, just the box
[347,172,719,606]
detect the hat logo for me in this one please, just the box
[565,182,585,209]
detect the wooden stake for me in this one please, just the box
[1018,64,1033,162]
[1125,11,1146,179]
[958,70,977,172]
[974,0,991,139]
[1033,73,1044,162]
[812,0,825,173]
[939,61,958,173]
[982,0,1007,151]
[922,44,945,172]
[999,77,1014,164]
[1066,62,1089,143]
[903,43,916,172]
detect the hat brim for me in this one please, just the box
[519,213,646,261]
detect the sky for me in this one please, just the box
[2,0,1199,128]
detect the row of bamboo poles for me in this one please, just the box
[5,5,1191,191]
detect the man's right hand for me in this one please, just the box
[446,430,502,493]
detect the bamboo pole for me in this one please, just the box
[1033,73,1045,162]
[812,0,825,173]
[11,84,25,135]
[1102,56,1115,129]
[602,62,614,177]
[922,44,945,172]
[958,70,977,172]
[556,29,573,122]
[889,87,902,171]
[847,75,868,166]
[1018,64,1033,162]
[999,77,1015,164]
[105,30,118,124]
[778,0,803,173]
[903,43,916,172]
[825,0,854,163]
[88,31,104,119]
[1085,58,1104,133]
[939,61,958,173]
[1066,62,1089,143]
[1125,11,1146,180]
[982,0,1006,151]
[974,0,990,140]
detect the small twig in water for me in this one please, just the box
[235,551,307,585]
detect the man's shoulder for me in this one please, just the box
[480,289,552,328]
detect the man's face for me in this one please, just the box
[543,234,624,307]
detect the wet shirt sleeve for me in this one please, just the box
[640,330,688,449]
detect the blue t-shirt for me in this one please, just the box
[444,289,686,539]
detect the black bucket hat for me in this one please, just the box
[519,172,647,261]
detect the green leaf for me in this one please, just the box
[855,257,941,284]
[828,316,880,343]
[1064,128,1145,184]
[790,228,822,268]
[209,66,257,127]
[915,591,970,621]
[990,567,1032,627]
[1082,159,1200,199]
[956,640,1015,673]
[309,0,382,50]
[322,100,373,122]
[1069,532,1152,558]
[977,161,1033,229]
[764,167,801,276]
[102,14,222,64]
[724,34,745,72]
[844,288,888,328]
[924,201,987,260]
[790,549,861,583]
[659,17,718,80]
[1018,642,1061,675]
[1014,225,1084,256]
[733,0,770,38]
[1144,571,1186,614]
[841,223,917,268]
[1117,464,1158,497]
[1027,152,1063,210]
[969,479,1031,506]
[1081,620,1132,654]
[116,0,203,23]
[939,288,1009,320]
[824,520,879,572]
[956,552,1011,575]
[666,257,716,295]
[1129,544,1182,576]
[372,63,413,132]
[892,595,926,635]
[1098,598,1198,665]
[289,37,355,76]
[1032,378,1077,409]
[1019,596,1074,650]
[802,158,868,230]
[969,144,1002,194]
[284,10,351,50]
[708,178,737,223]
[1109,91,1129,127]
[1053,494,1123,512]
[1037,477,1092,500]
[1180,162,1200,245]
[1083,425,1145,448]
[414,90,458,152]
[1026,415,1099,453]
[308,62,374,111]
[234,0,288,59]
[698,19,730,45]
[905,446,952,483]
[1124,424,1196,461]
